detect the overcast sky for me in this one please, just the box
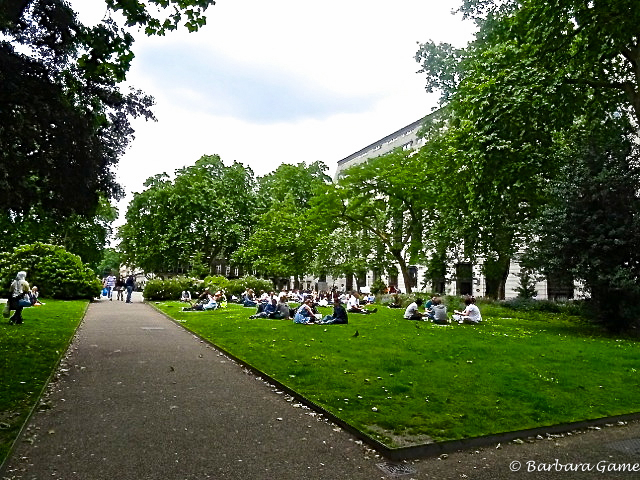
[71,0,476,218]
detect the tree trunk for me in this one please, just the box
[483,255,511,299]
[394,251,413,294]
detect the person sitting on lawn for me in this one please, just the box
[250,298,282,319]
[347,291,377,314]
[29,286,44,306]
[293,298,316,324]
[452,295,482,324]
[404,298,426,320]
[180,290,192,304]
[387,293,403,309]
[431,297,449,324]
[242,289,258,307]
[276,297,291,320]
[320,298,348,324]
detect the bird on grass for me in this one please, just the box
[352,330,359,337]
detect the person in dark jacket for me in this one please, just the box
[320,298,349,324]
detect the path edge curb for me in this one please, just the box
[0,300,92,477]
[147,301,640,461]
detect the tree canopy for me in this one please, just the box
[0,0,215,218]
[414,0,640,300]
[118,155,255,275]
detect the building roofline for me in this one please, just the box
[337,115,428,166]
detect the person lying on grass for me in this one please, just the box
[346,291,377,314]
[452,295,482,324]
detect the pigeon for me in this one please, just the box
[352,330,359,337]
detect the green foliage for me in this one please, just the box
[524,119,640,330]
[203,275,230,291]
[0,198,118,272]
[313,149,434,293]
[225,275,275,299]
[0,0,214,218]
[96,248,121,277]
[119,155,256,274]
[514,267,540,299]
[142,277,203,301]
[233,162,331,280]
[499,297,586,317]
[0,243,101,299]
[369,279,387,295]
[414,0,640,299]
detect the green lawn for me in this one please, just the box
[0,300,87,463]
[155,301,640,447]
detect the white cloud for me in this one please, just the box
[71,0,476,220]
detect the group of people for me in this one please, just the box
[102,273,135,303]
[245,289,376,325]
[404,295,482,325]
[4,271,43,325]
[176,283,482,328]
[181,288,227,311]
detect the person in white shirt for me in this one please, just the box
[404,298,426,320]
[453,296,482,324]
[347,291,377,314]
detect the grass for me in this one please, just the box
[154,300,640,447]
[0,300,87,463]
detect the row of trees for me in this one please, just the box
[119,0,640,330]
[4,0,639,328]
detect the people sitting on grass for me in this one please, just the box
[276,297,291,320]
[249,298,286,319]
[293,298,317,324]
[404,298,427,320]
[452,295,482,324]
[387,293,403,309]
[347,291,377,314]
[319,298,348,324]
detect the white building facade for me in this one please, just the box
[311,117,576,300]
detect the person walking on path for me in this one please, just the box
[125,274,135,303]
[103,273,116,301]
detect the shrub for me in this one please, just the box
[0,242,102,299]
[225,275,274,299]
[203,275,230,292]
[370,279,387,295]
[143,277,202,301]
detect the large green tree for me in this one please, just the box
[524,118,640,329]
[414,0,640,298]
[313,149,434,294]
[232,162,331,285]
[1,0,215,218]
[118,155,255,275]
